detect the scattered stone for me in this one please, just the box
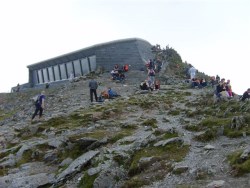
[154,137,183,147]
[173,165,189,174]
[204,144,215,150]
[206,180,225,187]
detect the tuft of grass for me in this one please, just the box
[142,118,157,128]
[77,172,99,188]
[194,129,217,142]
[184,124,201,132]
[109,128,135,144]
[168,109,180,116]
[227,150,250,176]
[127,143,189,177]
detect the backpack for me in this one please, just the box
[33,95,40,105]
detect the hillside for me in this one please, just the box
[0,50,250,188]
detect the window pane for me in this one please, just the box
[66,62,73,78]
[43,68,49,82]
[37,70,43,83]
[60,64,67,79]
[54,65,60,81]
[73,60,81,77]
[33,70,38,84]
[48,67,54,82]
[81,58,89,74]
[89,55,96,71]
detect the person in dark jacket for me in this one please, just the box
[31,91,45,122]
[89,78,98,102]
[240,88,250,101]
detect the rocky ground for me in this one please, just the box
[0,69,250,188]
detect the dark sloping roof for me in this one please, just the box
[27,38,151,70]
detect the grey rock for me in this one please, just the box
[59,158,73,167]
[206,180,225,187]
[154,137,184,147]
[204,144,215,150]
[56,150,99,183]
[9,173,55,188]
[240,146,250,160]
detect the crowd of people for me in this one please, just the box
[29,61,249,122]
[186,65,249,102]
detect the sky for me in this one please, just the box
[0,0,249,94]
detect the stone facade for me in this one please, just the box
[26,38,153,87]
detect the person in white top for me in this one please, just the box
[188,66,197,79]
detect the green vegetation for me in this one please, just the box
[228,150,250,176]
[78,172,99,188]
[142,118,157,128]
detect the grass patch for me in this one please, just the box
[109,128,135,144]
[128,143,189,177]
[16,149,33,167]
[184,124,201,132]
[78,172,99,188]
[142,118,157,128]
[194,129,217,142]
[168,109,180,116]
[227,150,250,176]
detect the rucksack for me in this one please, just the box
[33,95,40,105]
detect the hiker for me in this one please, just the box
[216,75,220,84]
[155,80,160,90]
[210,76,217,88]
[113,64,119,72]
[16,83,20,92]
[226,79,233,97]
[45,81,50,89]
[148,69,155,87]
[123,64,129,72]
[200,78,207,87]
[31,91,45,121]
[107,87,120,98]
[69,71,75,83]
[188,66,197,80]
[191,78,202,89]
[240,88,250,101]
[148,59,155,70]
[89,78,98,102]
[140,80,150,90]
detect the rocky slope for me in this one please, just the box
[0,69,250,188]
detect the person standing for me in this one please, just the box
[89,78,98,102]
[188,66,197,80]
[31,91,45,122]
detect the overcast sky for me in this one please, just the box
[0,0,249,94]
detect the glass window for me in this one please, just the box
[43,68,49,83]
[48,67,54,82]
[60,64,67,79]
[32,70,38,84]
[37,70,43,83]
[89,55,96,72]
[54,65,60,81]
[66,62,73,78]
[73,60,82,77]
[81,58,89,74]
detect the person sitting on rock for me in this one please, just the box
[140,80,149,90]
[226,79,233,97]
[155,80,160,90]
[240,88,250,101]
[200,78,207,88]
[191,78,202,89]
[107,87,120,99]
